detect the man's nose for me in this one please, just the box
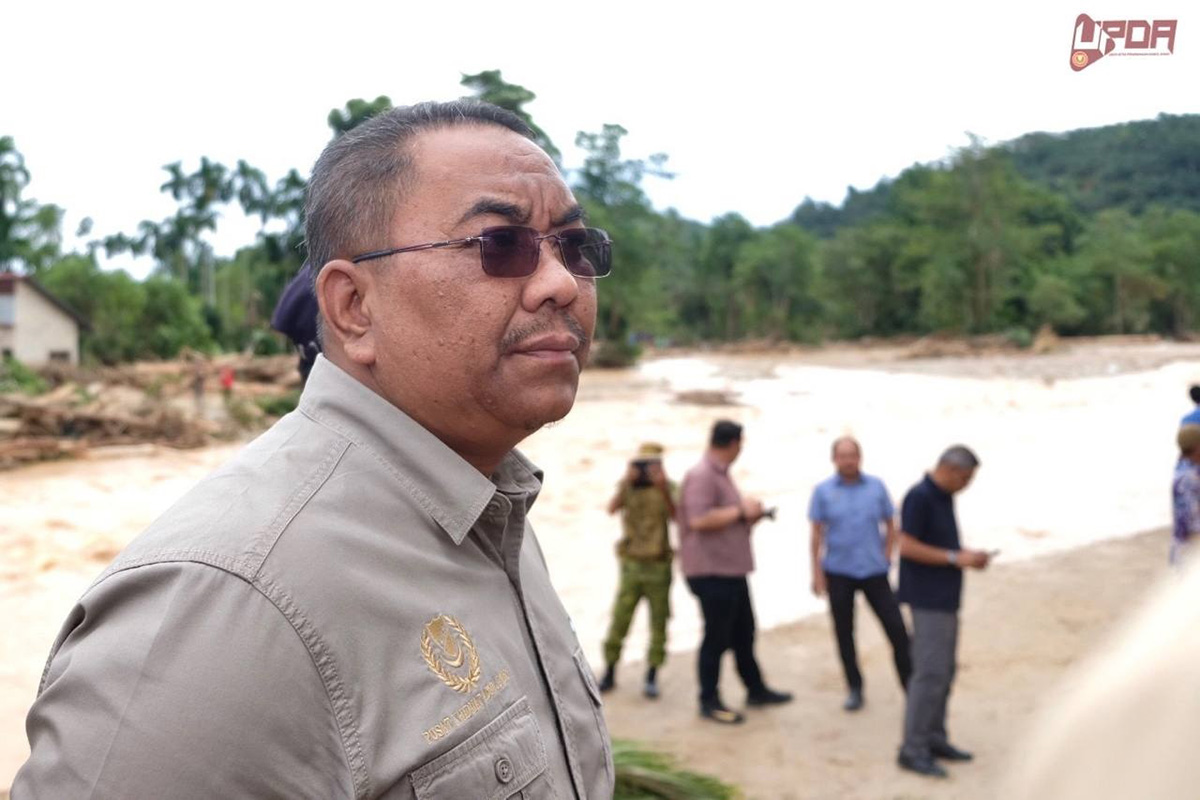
[520,238,581,311]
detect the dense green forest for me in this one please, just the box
[3,71,1199,365]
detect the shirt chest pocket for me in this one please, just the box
[411,698,552,800]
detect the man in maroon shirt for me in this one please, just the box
[679,419,793,724]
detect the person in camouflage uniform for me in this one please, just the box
[598,443,676,699]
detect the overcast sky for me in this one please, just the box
[5,0,1196,278]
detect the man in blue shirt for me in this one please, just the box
[1182,385,1200,427]
[809,437,910,713]
[896,445,991,779]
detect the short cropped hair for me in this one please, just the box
[304,100,534,277]
[1190,385,1200,405]
[711,420,743,448]
[938,445,980,471]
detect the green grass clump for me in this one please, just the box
[614,739,741,799]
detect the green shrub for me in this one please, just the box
[1004,327,1033,349]
[249,329,287,356]
[255,390,301,418]
[0,356,48,395]
[589,340,642,369]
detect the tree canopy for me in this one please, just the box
[3,82,1198,365]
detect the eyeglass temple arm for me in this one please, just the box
[350,237,479,264]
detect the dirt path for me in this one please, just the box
[600,528,1167,799]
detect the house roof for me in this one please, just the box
[0,272,90,330]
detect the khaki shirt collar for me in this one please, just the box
[298,356,542,545]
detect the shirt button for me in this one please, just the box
[495,756,515,784]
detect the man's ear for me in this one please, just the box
[315,260,377,366]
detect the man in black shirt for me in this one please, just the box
[896,445,990,778]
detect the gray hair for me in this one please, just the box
[938,445,980,471]
[304,100,534,279]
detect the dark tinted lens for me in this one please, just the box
[560,228,612,278]
[479,226,539,277]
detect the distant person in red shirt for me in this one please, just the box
[678,419,792,724]
[219,365,235,401]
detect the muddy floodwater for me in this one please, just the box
[3,340,1200,788]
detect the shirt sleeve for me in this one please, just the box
[13,562,354,800]
[879,480,895,520]
[807,485,825,523]
[681,469,719,525]
[900,489,931,543]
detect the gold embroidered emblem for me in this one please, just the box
[421,614,482,694]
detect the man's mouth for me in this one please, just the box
[508,332,582,360]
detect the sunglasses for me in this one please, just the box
[350,225,613,279]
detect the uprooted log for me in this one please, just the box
[7,397,207,446]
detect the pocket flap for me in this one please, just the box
[411,697,547,800]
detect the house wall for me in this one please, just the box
[12,282,79,366]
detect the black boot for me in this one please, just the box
[598,663,616,693]
[643,666,659,699]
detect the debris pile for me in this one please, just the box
[0,354,301,470]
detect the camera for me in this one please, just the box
[631,459,654,488]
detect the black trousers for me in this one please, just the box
[686,575,766,705]
[825,571,912,692]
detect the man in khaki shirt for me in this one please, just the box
[15,101,614,799]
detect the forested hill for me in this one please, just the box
[1009,114,1200,214]
[792,113,1200,237]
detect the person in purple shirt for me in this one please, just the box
[678,419,793,724]
[809,436,911,713]
[1173,425,1200,565]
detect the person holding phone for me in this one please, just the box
[896,445,991,778]
[679,419,792,724]
[598,443,676,698]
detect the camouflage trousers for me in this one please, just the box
[602,559,673,667]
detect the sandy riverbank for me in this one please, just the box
[2,338,1198,792]
[601,527,1168,799]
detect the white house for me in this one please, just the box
[0,273,86,366]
